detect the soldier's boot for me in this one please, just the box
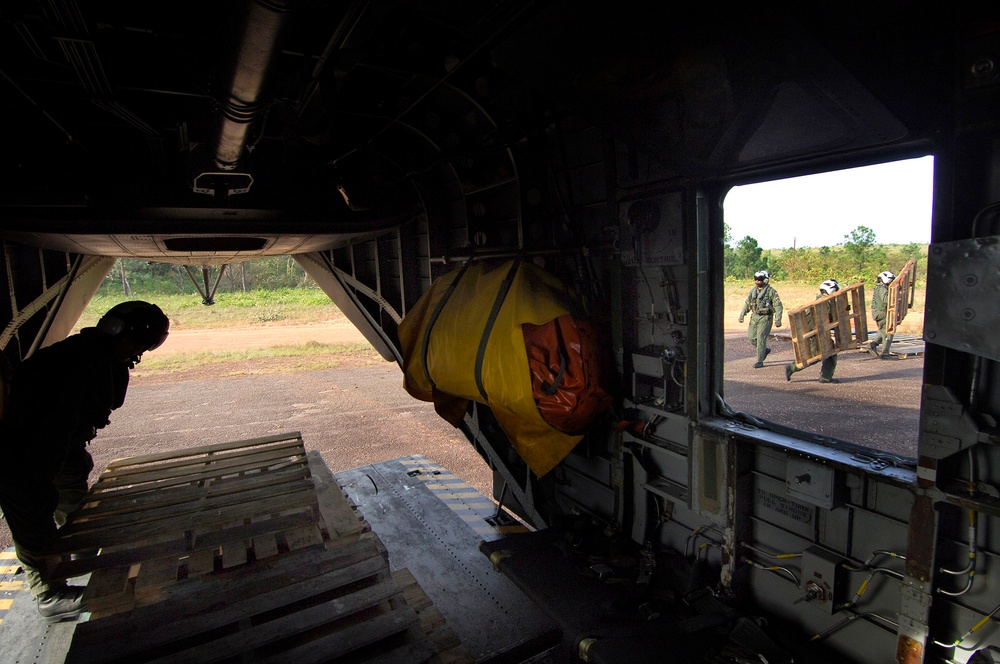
[37,586,86,623]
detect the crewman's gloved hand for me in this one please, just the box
[738,316,744,324]
[775,319,782,327]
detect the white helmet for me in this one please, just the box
[819,279,840,295]
[754,270,770,284]
[878,271,895,285]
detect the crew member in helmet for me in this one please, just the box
[738,270,783,368]
[0,300,169,623]
[785,279,841,384]
[870,271,897,359]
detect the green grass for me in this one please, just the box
[132,342,380,376]
[78,289,344,330]
[78,290,369,375]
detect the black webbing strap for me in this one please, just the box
[474,256,523,401]
[541,346,568,395]
[420,257,475,391]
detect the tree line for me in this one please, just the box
[104,225,923,299]
[725,225,925,283]
[100,257,316,298]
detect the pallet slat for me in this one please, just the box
[62,433,462,664]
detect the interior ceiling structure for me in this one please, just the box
[0,0,961,263]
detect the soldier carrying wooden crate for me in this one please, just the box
[784,280,845,384]
[870,270,898,360]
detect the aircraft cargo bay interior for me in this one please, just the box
[1,2,1000,663]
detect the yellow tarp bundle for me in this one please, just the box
[398,259,591,477]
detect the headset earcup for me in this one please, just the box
[98,314,125,337]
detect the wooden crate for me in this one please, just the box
[787,283,868,370]
[57,432,465,663]
[887,259,917,334]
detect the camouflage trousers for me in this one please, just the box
[872,317,894,356]
[747,314,773,363]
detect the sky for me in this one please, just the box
[723,155,934,249]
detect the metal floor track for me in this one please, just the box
[337,456,559,663]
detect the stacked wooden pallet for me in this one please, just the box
[46,432,470,664]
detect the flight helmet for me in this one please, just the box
[97,301,170,352]
[819,279,840,295]
[878,271,896,285]
[753,270,770,285]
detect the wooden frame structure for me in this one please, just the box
[887,259,917,334]
[787,283,868,370]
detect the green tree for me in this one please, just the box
[842,226,878,273]
[735,235,763,279]
[723,223,737,277]
[899,243,922,263]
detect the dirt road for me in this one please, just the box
[156,320,367,353]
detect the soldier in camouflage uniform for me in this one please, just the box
[869,271,896,360]
[738,270,783,368]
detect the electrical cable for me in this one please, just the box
[841,567,904,609]
[809,610,898,642]
[743,557,800,586]
[683,525,724,558]
[741,544,802,561]
[931,599,1000,650]
[937,450,979,596]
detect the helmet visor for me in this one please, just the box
[145,328,169,352]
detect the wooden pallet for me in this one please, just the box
[882,333,925,358]
[787,283,868,370]
[54,432,469,663]
[887,259,917,334]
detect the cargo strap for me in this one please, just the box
[419,255,476,391]
[474,256,523,401]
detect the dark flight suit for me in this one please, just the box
[739,284,783,366]
[0,328,128,596]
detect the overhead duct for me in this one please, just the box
[214,0,293,171]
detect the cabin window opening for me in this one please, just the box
[720,156,933,461]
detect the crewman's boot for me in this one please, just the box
[36,586,86,623]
